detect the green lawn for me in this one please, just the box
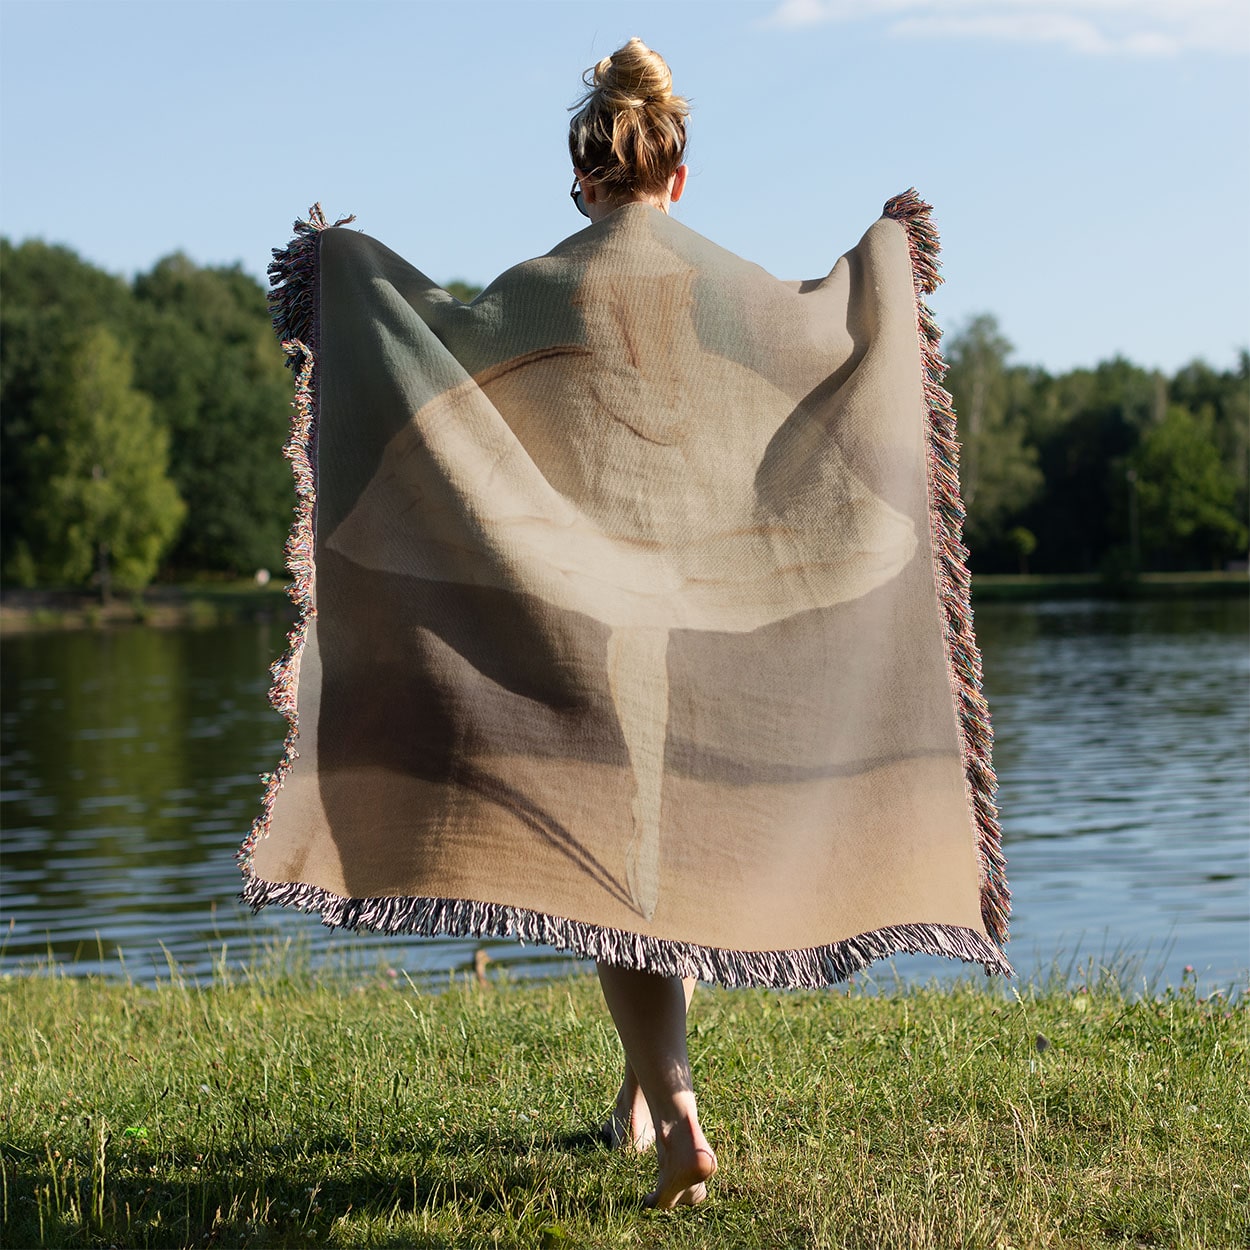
[2,956,1246,1248]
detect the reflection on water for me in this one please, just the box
[1,598,1246,989]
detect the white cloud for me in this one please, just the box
[765,0,1250,57]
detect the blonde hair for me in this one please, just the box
[568,38,689,198]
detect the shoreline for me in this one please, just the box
[969,569,1248,601]
[0,581,295,634]
[1,571,1245,635]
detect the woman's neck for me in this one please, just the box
[586,194,669,225]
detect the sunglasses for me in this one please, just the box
[570,177,589,219]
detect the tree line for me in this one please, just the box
[1,238,1246,595]
[945,315,1247,576]
[2,240,294,595]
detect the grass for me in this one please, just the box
[1,953,1246,1249]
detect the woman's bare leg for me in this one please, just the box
[603,1055,654,1151]
[596,964,716,1208]
[602,977,696,1151]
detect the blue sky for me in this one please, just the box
[2,0,1246,374]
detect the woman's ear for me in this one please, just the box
[574,168,599,206]
[669,164,688,203]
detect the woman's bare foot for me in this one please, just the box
[644,1115,717,1209]
[594,966,711,1207]
[602,1072,655,1151]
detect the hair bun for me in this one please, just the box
[569,38,689,197]
[593,37,674,110]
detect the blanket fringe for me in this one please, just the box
[237,205,351,878]
[883,189,1011,949]
[265,203,355,356]
[240,873,1013,988]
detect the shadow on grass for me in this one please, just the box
[6,1123,629,1249]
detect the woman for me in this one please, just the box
[566,38,717,1210]
[242,36,1010,1216]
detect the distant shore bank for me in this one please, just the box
[0,581,293,634]
[1,570,1245,634]
[969,569,1248,601]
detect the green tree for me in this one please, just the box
[444,279,483,303]
[1007,526,1037,575]
[20,327,185,596]
[1,239,138,579]
[943,315,1043,561]
[131,255,292,575]
[1021,357,1161,573]
[1169,353,1250,535]
[1131,405,1246,569]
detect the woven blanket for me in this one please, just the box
[237,191,1011,987]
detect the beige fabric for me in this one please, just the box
[240,200,1011,985]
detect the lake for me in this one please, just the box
[2,597,1247,993]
